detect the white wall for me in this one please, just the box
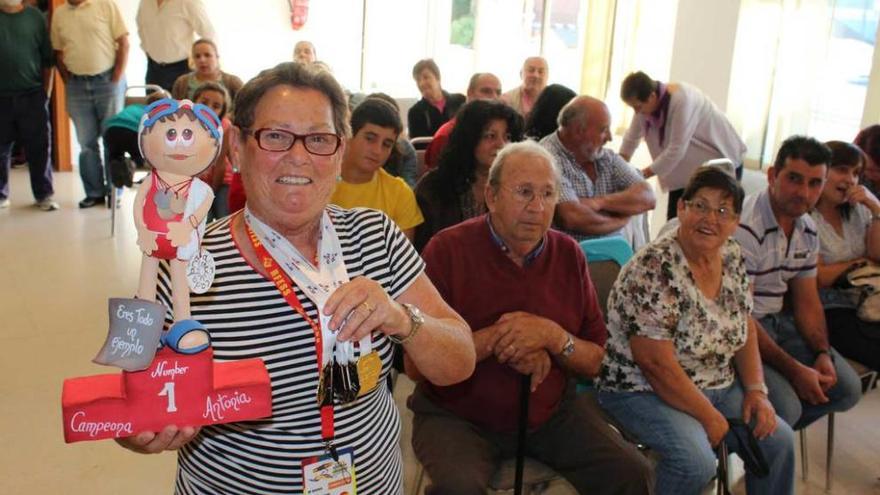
[667,0,741,111]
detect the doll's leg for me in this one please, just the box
[137,255,160,301]
[169,258,191,321]
[163,259,210,353]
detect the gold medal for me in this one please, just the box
[356,351,382,397]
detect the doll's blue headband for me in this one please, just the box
[142,98,222,140]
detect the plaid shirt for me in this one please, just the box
[540,132,645,241]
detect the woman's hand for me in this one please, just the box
[847,184,880,213]
[115,425,200,454]
[741,391,777,439]
[701,409,730,447]
[324,276,409,343]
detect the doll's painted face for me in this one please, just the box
[141,108,220,177]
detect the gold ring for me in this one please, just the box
[361,301,375,313]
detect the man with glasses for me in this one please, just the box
[540,95,655,243]
[409,141,653,495]
[734,136,862,431]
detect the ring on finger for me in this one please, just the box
[360,301,375,314]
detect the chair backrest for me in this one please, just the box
[410,136,433,179]
[580,236,634,317]
[124,84,166,106]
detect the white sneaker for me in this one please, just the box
[36,197,59,211]
[0,198,9,208]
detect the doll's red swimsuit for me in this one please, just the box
[144,172,184,260]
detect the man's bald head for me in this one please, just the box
[558,95,607,131]
[467,73,502,101]
[557,96,612,162]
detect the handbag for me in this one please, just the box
[844,262,880,322]
[723,418,770,478]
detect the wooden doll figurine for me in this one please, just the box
[135,99,221,353]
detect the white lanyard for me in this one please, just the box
[244,208,371,366]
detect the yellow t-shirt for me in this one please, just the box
[331,169,424,231]
[51,0,128,76]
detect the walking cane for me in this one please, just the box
[514,373,530,495]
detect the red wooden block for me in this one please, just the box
[62,348,272,443]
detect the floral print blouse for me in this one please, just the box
[597,228,752,392]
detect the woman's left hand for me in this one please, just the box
[847,184,880,213]
[324,276,408,343]
[742,391,777,439]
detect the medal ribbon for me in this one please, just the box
[243,216,337,446]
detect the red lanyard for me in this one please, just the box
[243,218,337,454]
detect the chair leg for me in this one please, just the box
[110,187,116,237]
[826,413,835,493]
[716,441,729,495]
[799,428,809,481]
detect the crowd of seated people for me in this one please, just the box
[9,3,880,491]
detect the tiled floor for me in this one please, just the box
[2,168,879,494]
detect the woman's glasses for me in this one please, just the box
[244,128,341,156]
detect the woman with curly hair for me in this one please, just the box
[413,100,524,251]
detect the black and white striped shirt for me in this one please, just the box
[157,205,424,494]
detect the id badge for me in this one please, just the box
[302,447,357,494]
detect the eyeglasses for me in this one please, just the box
[684,199,738,221]
[244,128,341,156]
[501,184,558,205]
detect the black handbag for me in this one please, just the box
[725,418,770,477]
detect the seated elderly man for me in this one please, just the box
[540,95,656,242]
[409,141,653,495]
[424,72,503,170]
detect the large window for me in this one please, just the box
[116,0,589,101]
[807,0,880,140]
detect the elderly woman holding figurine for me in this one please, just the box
[115,62,475,494]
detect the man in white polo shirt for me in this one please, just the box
[734,136,861,429]
[137,0,215,92]
[51,0,128,208]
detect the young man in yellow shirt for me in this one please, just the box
[332,98,424,240]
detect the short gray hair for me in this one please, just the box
[233,62,350,139]
[488,141,562,193]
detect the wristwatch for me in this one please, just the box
[814,349,835,363]
[744,382,769,395]
[388,303,424,345]
[559,334,575,358]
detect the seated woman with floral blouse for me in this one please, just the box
[596,167,795,495]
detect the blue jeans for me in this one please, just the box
[0,89,53,201]
[65,70,124,199]
[599,383,795,495]
[758,313,862,429]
